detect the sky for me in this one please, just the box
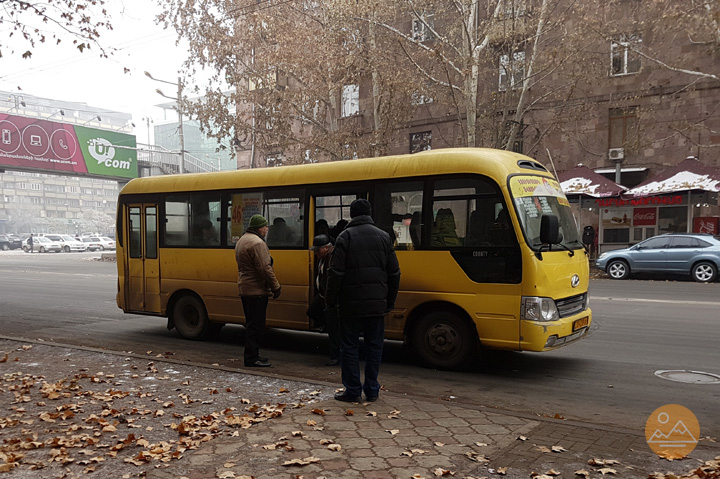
[0,0,193,144]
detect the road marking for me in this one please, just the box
[591,296,720,306]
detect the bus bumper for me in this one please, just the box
[520,308,592,351]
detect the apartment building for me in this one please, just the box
[0,91,131,234]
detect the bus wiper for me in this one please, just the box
[532,241,574,258]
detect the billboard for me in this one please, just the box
[0,113,137,180]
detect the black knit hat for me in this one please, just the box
[350,198,372,218]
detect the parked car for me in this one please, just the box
[81,237,103,252]
[0,234,23,250]
[22,236,63,253]
[89,236,115,251]
[44,234,88,252]
[595,233,720,283]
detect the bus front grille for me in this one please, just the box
[556,293,587,318]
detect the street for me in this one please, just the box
[0,250,718,437]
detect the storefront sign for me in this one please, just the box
[633,207,657,226]
[595,195,684,207]
[693,217,719,235]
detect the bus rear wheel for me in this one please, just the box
[172,295,209,340]
[411,310,477,370]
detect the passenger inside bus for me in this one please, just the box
[196,219,219,246]
[266,217,296,246]
[431,208,461,247]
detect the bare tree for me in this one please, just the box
[0,0,112,59]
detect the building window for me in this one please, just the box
[498,0,526,18]
[341,84,359,117]
[18,183,27,189]
[611,34,641,76]
[410,131,432,154]
[411,92,433,106]
[499,51,525,91]
[266,153,284,168]
[412,13,434,42]
[609,107,638,149]
[31,183,42,190]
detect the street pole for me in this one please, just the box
[177,77,185,174]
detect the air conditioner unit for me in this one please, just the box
[608,147,625,161]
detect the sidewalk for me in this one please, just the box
[0,338,717,479]
[147,396,719,479]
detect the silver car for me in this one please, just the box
[44,234,88,253]
[22,236,63,253]
[595,233,720,283]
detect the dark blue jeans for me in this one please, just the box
[340,314,385,398]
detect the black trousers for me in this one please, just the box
[241,295,268,362]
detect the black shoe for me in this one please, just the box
[245,359,271,367]
[258,356,269,362]
[365,395,379,402]
[325,358,340,366]
[334,391,362,403]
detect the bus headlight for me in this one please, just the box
[521,296,559,322]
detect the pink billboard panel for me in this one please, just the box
[0,114,88,174]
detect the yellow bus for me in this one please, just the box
[116,148,591,369]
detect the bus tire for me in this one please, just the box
[172,295,209,340]
[411,310,477,370]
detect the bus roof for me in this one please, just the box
[119,148,553,196]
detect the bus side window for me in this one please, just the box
[263,189,304,248]
[373,181,424,250]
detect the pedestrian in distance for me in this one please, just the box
[28,234,34,253]
[308,234,341,366]
[326,198,401,403]
[235,214,282,368]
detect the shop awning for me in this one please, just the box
[623,157,720,198]
[558,165,625,197]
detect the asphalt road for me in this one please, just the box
[1,250,718,437]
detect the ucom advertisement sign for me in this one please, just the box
[0,113,137,180]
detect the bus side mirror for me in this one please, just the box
[540,215,561,244]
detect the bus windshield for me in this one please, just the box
[509,175,581,250]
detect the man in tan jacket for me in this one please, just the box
[235,214,281,367]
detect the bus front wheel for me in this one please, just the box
[411,311,477,370]
[172,295,209,340]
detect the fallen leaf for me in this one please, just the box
[345,410,354,416]
[306,420,317,427]
[386,429,399,435]
[435,442,445,447]
[598,468,617,475]
[327,444,341,451]
[433,467,454,476]
[366,411,377,417]
[551,446,567,453]
[574,470,590,478]
[218,471,236,479]
[282,456,320,466]
[536,446,552,453]
[497,467,508,475]
[518,435,528,441]
[311,408,326,416]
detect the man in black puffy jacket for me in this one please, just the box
[326,198,401,403]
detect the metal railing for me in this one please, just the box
[136,144,221,175]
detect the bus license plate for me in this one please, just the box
[573,317,589,331]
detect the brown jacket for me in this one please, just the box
[235,230,281,297]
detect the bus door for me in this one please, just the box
[126,204,161,313]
